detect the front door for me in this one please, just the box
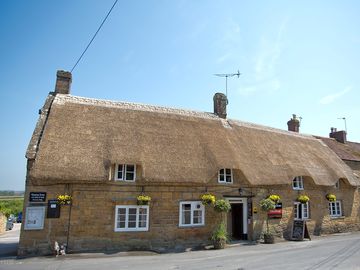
[231,203,244,240]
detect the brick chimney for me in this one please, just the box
[329,127,347,143]
[55,70,72,94]
[287,114,300,132]
[213,93,228,119]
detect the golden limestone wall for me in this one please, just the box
[19,180,360,256]
[252,180,360,240]
[0,212,6,234]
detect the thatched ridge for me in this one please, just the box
[27,94,359,187]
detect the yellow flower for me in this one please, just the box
[268,194,281,203]
[201,194,216,205]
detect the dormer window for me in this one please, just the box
[115,164,136,181]
[218,168,233,183]
[292,176,304,190]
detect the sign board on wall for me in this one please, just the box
[47,200,60,218]
[29,192,47,202]
[268,202,282,218]
[24,206,46,230]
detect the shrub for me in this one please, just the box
[214,199,231,212]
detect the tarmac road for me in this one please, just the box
[1,230,360,269]
[0,223,20,257]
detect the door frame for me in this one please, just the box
[226,197,248,236]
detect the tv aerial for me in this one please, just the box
[337,117,347,133]
[214,70,241,97]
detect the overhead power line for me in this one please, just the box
[70,0,119,72]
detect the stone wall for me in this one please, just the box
[19,177,360,256]
[0,212,6,234]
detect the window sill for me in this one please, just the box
[218,182,233,184]
[330,216,345,220]
[179,224,205,228]
[114,229,149,232]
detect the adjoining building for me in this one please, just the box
[18,71,360,255]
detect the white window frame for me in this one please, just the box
[218,168,233,184]
[329,201,342,217]
[114,205,149,232]
[179,201,205,227]
[294,202,309,220]
[115,164,136,181]
[292,176,304,190]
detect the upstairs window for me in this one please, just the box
[292,176,304,190]
[115,164,136,181]
[179,201,205,227]
[329,201,342,217]
[294,202,309,220]
[218,168,233,183]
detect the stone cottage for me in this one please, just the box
[18,70,360,255]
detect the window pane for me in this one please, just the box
[226,175,232,182]
[219,169,224,175]
[303,204,308,218]
[182,204,191,211]
[118,221,126,228]
[126,171,135,180]
[226,169,231,175]
[126,165,135,172]
[294,204,298,219]
[193,210,202,224]
[138,208,147,228]
[181,203,191,224]
[117,165,123,179]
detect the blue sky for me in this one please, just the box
[0,0,359,190]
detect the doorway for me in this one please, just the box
[226,198,248,240]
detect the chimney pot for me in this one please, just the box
[287,114,300,133]
[213,93,228,119]
[55,70,72,94]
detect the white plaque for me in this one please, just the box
[24,206,46,230]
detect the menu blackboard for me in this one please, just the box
[291,220,305,240]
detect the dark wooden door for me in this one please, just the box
[231,203,244,240]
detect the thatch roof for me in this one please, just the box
[27,94,360,186]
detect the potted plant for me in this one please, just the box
[200,193,216,205]
[57,194,72,205]
[326,193,336,202]
[213,199,231,213]
[211,222,228,249]
[259,198,276,244]
[137,195,151,205]
[297,195,310,204]
[268,194,281,203]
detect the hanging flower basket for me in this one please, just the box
[297,195,310,204]
[214,199,231,212]
[200,193,216,205]
[137,195,151,205]
[57,194,72,205]
[326,193,336,202]
[268,194,281,203]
